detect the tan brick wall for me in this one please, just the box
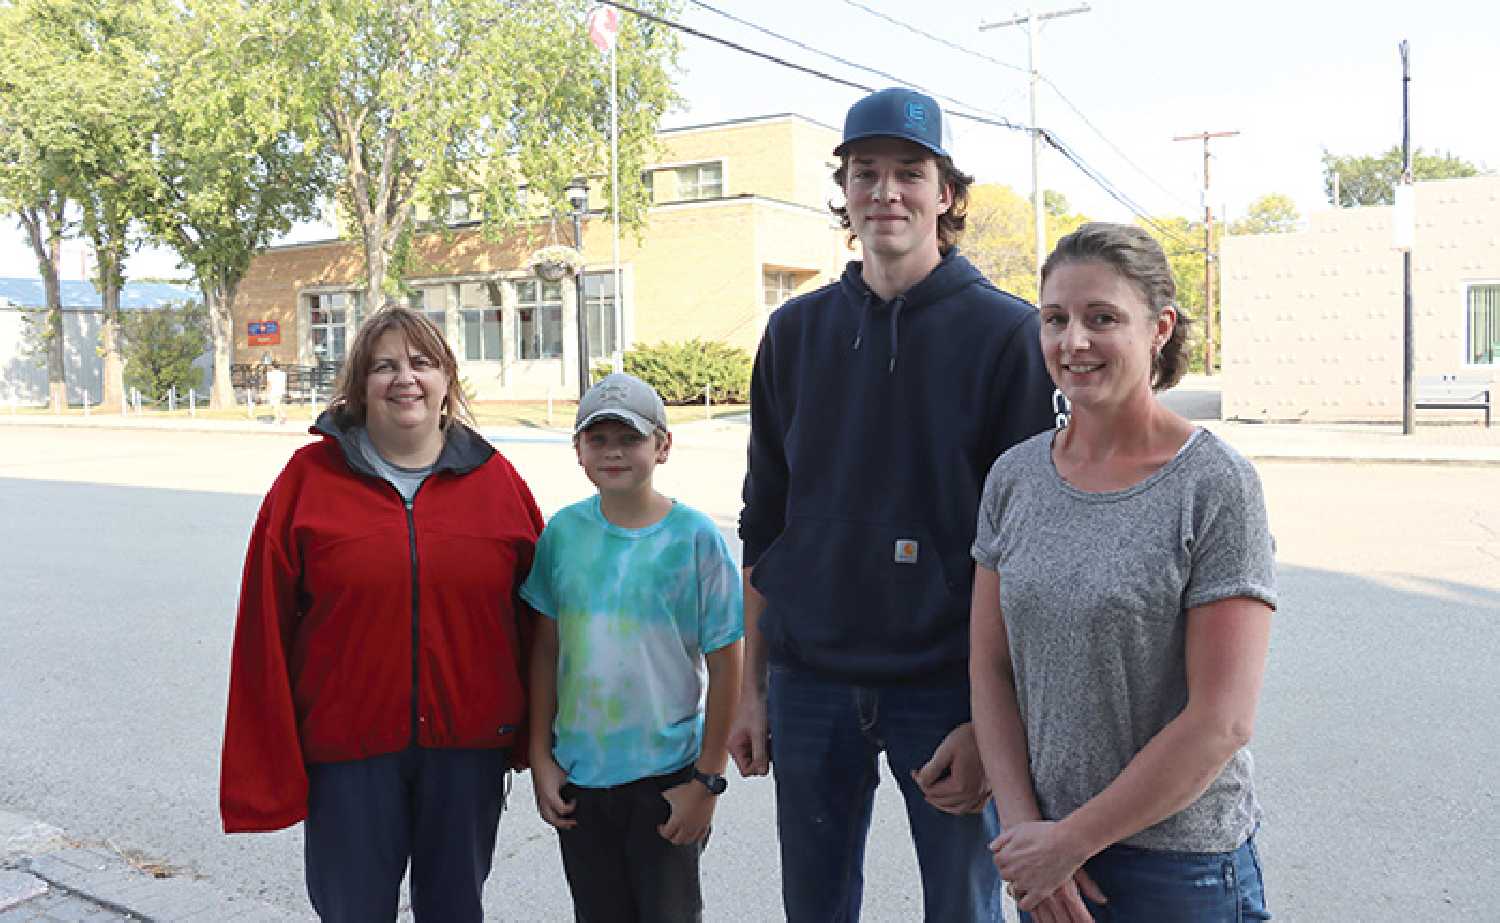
[233,115,850,396]
[656,116,839,210]
[1222,175,1500,422]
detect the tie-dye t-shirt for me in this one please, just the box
[520,496,743,788]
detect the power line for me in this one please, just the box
[835,0,1195,218]
[685,0,1026,132]
[599,0,1200,251]
[837,0,1029,75]
[1040,76,1198,213]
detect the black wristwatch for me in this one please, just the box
[692,769,728,796]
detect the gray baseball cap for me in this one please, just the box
[575,373,669,436]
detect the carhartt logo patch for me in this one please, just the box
[894,540,919,564]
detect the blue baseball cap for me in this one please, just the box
[834,88,949,159]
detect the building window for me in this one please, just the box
[309,292,357,363]
[460,281,504,362]
[516,278,563,360]
[408,285,447,333]
[674,161,723,200]
[447,192,471,224]
[584,272,618,361]
[763,269,799,307]
[1467,283,1499,365]
[642,170,655,204]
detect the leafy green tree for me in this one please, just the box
[964,184,1088,303]
[0,0,80,411]
[119,300,209,401]
[1322,147,1483,207]
[1228,193,1300,235]
[271,0,682,309]
[1142,215,1211,374]
[141,0,330,408]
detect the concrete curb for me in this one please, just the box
[1,812,302,922]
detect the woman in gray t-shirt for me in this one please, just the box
[970,223,1276,922]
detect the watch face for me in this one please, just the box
[695,771,727,795]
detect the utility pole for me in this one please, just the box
[1172,130,1239,375]
[980,4,1091,295]
[1399,40,1415,434]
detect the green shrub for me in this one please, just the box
[594,340,752,405]
[119,300,209,401]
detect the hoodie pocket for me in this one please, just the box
[752,516,960,659]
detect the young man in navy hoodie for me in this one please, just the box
[730,87,1063,921]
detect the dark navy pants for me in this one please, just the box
[304,746,509,922]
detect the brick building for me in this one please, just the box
[233,114,851,400]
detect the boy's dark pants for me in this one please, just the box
[558,763,705,923]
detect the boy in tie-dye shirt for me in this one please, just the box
[523,373,743,923]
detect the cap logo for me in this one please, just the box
[904,101,927,125]
[599,383,630,403]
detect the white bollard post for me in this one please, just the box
[83,390,90,417]
[704,384,711,421]
[168,386,176,413]
[189,388,196,417]
[132,387,142,414]
[246,388,255,420]
[546,385,554,428]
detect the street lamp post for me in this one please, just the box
[566,179,591,400]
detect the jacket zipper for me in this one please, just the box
[404,493,421,747]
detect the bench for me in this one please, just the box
[1415,375,1492,427]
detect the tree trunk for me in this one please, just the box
[205,278,237,410]
[42,231,66,413]
[20,201,69,412]
[98,241,127,412]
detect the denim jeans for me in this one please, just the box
[767,665,1002,923]
[556,762,705,923]
[1019,833,1271,923]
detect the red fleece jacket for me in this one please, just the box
[220,424,542,833]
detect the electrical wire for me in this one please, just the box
[1041,76,1199,213]
[834,0,1200,219]
[838,0,1029,75]
[599,0,1203,250]
[684,0,1027,133]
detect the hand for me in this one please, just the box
[658,780,715,845]
[727,688,770,777]
[912,722,991,815]
[1012,869,1106,923]
[531,755,576,830]
[991,821,1093,913]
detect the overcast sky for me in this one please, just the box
[3,0,1496,280]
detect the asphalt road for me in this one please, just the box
[1,426,1497,921]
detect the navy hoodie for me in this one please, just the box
[740,248,1063,684]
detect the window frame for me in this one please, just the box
[515,278,564,361]
[1461,280,1500,368]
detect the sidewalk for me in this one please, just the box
[3,399,1497,465]
[0,810,300,922]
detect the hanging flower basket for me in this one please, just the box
[529,245,583,282]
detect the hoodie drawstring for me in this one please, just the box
[887,296,905,374]
[852,292,873,351]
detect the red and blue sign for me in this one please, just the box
[248,320,280,346]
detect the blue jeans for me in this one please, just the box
[1020,834,1271,923]
[767,665,1002,923]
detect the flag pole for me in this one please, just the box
[610,39,623,373]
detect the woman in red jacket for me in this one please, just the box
[221,306,543,922]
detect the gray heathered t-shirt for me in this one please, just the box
[355,427,434,503]
[971,427,1277,853]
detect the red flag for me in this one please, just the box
[587,5,619,54]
